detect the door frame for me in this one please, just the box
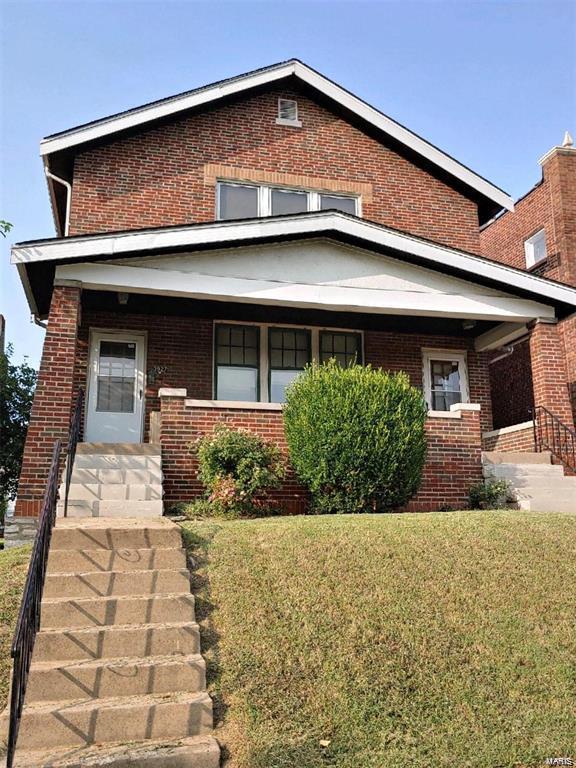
[85,327,148,443]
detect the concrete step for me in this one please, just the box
[48,547,186,574]
[41,593,196,629]
[77,443,162,456]
[68,467,163,484]
[16,690,213,750]
[34,621,201,662]
[58,499,164,518]
[27,654,206,703]
[51,519,182,550]
[44,569,190,599]
[74,454,162,470]
[516,492,576,513]
[13,735,220,768]
[59,483,163,501]
[484,464,566,476]
[482,451,552,465]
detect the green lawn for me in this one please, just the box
[0,546,31,710]
[182,511,576,768]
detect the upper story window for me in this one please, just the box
[524,229,547,268]
[276,98,302,128]
[217,182,359,221]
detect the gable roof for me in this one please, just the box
[12,210,575,320]
[41,59,513,223]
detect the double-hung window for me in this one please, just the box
[215,324,259,402]
[269,328,311,402]
[422,350,469,412]
[217,182,359,220]
[319,331,361,367]
[524,229,547,268]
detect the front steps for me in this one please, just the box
[58,444,163,518]
[12,517,220,768]
[483,451,576,513]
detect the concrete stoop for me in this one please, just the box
[57,444,164,518]
[11,517,220,768]
[482,450,576,513]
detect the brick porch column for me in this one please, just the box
[15,283,82,517]
[529,319,575,429]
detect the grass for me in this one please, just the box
[182,511,576,768]
[0,546,31,710]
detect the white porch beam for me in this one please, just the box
[474,323,530,351]
[55,262,556,323]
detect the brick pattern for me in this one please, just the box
[489,340,534,429]
[482,425,535,453]
[160,397,483,513]
[529,321,575,428]
[15,285,81,517]
[69,86,481,253]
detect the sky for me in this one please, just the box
[1,0,574,367]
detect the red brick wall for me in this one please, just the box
[160,396,482,513]
[68,86,481,253]
[15,285,81,517]
[489,340,534,429]
[482,424,534,453]
[529,320,574,427]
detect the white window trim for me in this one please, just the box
[216,181,360,219]
[422,349,469,412]
[213,319,364,403]
[524,228,547,269]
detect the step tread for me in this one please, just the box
[46,566,189,578]
[21,689,210,715]
[37,619,198,635]
[13,735,220,768]
[42,591,194,605]
[31,652,204,672]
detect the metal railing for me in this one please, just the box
[64,389,84,517]
[7,440,61,768]
[533,405,576,473]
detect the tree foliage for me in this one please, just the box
[0,344,37,500]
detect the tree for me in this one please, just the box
[0,344,37,501]
[0,220,13,238]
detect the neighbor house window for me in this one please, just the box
[269,328,311,402]
[214,323,363,403]
[524,229,547,268]
[422,350,469,412]
[319,331,362,367]
[217,182,359,220]
[215,324,259,401]
[276,98,301,127]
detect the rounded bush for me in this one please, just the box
[283,361,427,513]
[192,424,285,518]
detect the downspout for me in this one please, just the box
[45,168,72,236]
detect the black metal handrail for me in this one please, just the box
[533,405,576,473]
[7,440,61,768]
[64,388,84,517]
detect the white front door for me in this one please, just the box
[85,332,145,443]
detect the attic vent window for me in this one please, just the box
[276,98,302,128]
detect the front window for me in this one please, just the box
[423,350,469,412]
[269,328,311,402]
[319,331,362,367]
[217,182,359,220]
[215,324,259,401]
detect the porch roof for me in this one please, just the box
[12,212,576,327]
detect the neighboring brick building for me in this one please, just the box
[11,60,576,517]
[480,134,576,427]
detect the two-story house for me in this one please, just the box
[11,60,576,525]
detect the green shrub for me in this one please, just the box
[192,425,286,518]
[469,478,516,510]
[283,361,427,513]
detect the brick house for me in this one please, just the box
[480,134,576,449]
[10,60,576,520]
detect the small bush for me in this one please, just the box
[469,478,516,510]
[283,361,428,513]
[191,425,285,518]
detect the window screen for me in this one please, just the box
[219,183,259,220]
[429,359,462,411]
[269,328,310,402]
[215,325,259,401]
[96,341,136,413]
[319,332,361,367]
[319,194,357,215]
[271,188,308,216]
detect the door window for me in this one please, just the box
[96,340,136,413]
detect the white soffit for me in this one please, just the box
[11,213,576,311]
[39,60,513,212]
